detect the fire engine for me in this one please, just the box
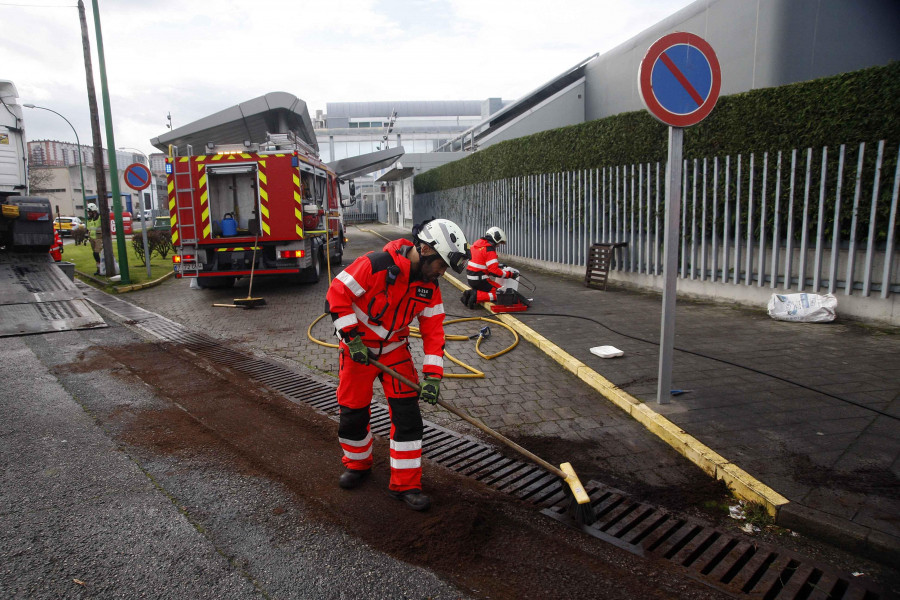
[162,134,343,287]
[151,92,399,288]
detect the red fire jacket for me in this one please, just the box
[49,231,63,262]
[326,238,446,378]
[466,236,511,286]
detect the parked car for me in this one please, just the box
[53,216,83,236]
[141,209,152,221]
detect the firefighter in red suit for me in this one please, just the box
[325,219,469,511]
[464,226,517,304]
[49,230,63,262]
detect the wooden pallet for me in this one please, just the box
[584,242,627,290]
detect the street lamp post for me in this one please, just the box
[118,146,153,278]
[23,104,88,226]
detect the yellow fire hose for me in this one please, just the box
[310,225,520,378]
[306,313,519,378]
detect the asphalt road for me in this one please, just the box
[5,224,892,598]
[0,323,469,599]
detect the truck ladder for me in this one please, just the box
[172,159,199,245]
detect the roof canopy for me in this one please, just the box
[150,92,317,155]
[327,146,405,179]
[375,166,414,182]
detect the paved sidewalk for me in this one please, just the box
[456,228,900,564]
[125,222,898,565]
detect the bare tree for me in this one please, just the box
[28,166,55,195]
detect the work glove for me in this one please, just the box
[346,336,369,365]
[419,377,441,405]
[507,270,519,280]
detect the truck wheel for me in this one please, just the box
[196,276,235,289]
[299,249,322,283]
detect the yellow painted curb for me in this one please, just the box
[458,288,789,516]
[373,232,788,513]
[113,270,175,293]
[442,272,468,292]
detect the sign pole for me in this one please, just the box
[657,126,683,404]
[638,31,720,405]
[123,162,154,280]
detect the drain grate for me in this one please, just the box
[542,482,885,598]
[82,285,887,600]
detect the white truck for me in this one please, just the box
[0,80,54,251]
[0,80,27,199]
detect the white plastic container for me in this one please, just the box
[590,345,624,358]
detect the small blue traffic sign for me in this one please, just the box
[639,32,721,127]
[124,162,152,191]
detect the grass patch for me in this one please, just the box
[701,498,731,514]
[743,501,775,528]
[64,236,173,286]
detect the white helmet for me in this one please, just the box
[87,202,98,212]
[486,226,507,244]
[416,218,469,273]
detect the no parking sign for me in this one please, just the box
[639,32,721,127]
[124,162,152,191]
[640,33,721,405]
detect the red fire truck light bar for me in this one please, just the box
[279,250,305,259]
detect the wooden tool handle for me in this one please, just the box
[368,358,566,479]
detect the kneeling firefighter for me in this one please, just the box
[461,226,519,308]
[325,219,469,511]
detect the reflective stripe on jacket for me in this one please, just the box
[466,236,508,283]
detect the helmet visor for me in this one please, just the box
[445,250,469,274]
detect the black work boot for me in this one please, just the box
[339,468,370,489]
[389,488,431,511]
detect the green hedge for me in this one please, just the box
[415,62,900,194]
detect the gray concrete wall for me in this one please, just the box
[477,80,585,149]
[584,0,900,121]
[399,152,467,172]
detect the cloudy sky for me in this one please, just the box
[2,0,693,157]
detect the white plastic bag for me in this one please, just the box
[767,293,837,323]
[98,256,118,276]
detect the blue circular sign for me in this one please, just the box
[124,162,152,191]
[651,44,713,115]
[639,32,721,127]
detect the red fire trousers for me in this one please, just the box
[336,343,424,491]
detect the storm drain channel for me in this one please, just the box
[82,284,886,600]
